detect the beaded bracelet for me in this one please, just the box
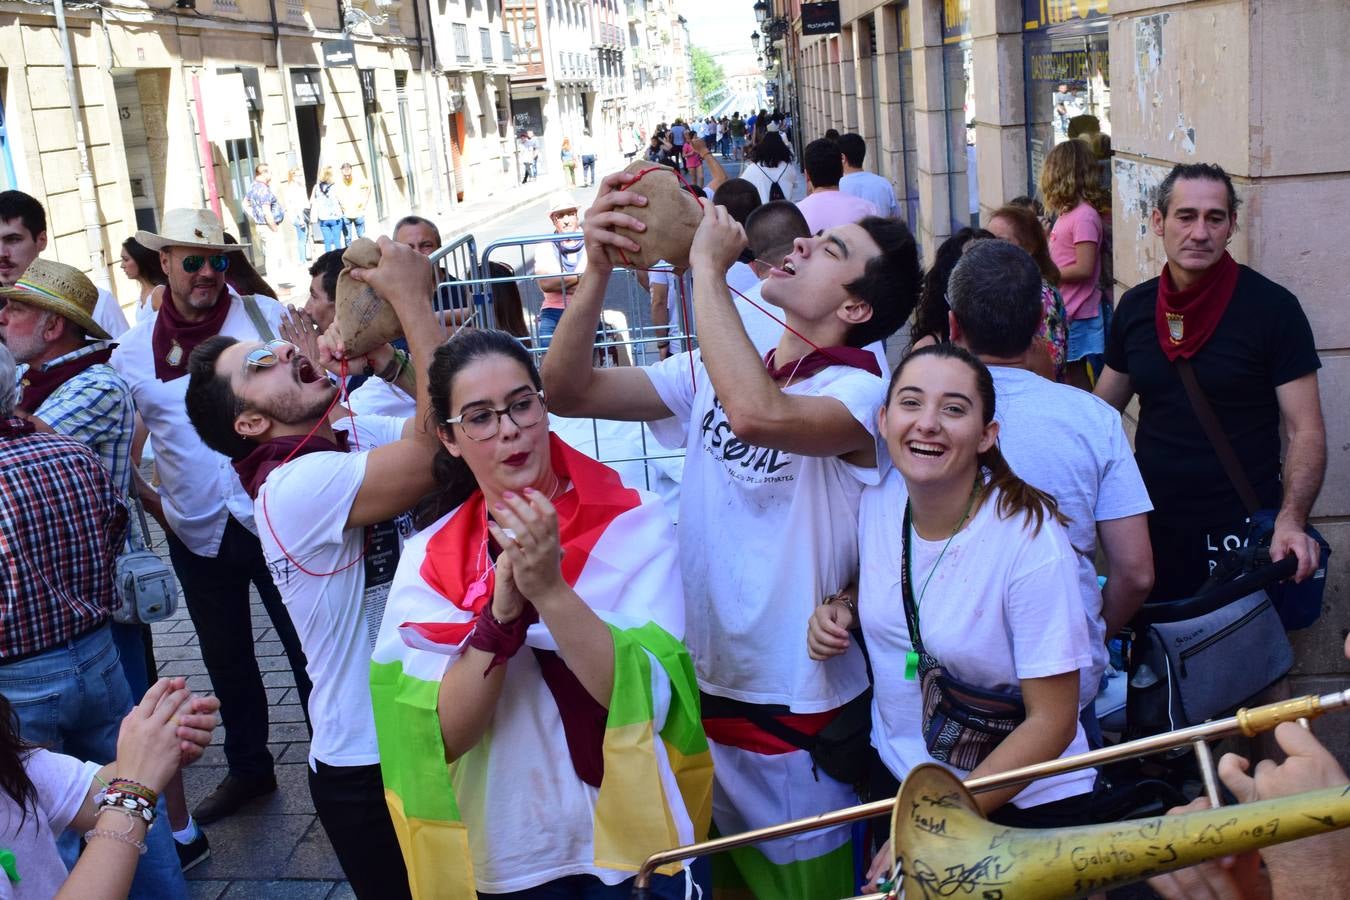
[93,787,157,824]
[107,778,158,806]
[85,812,147,855]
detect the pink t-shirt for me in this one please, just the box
[795,190,879,235]
[1048,201,1103,320]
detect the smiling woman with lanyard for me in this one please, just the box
[808,344,1097,890]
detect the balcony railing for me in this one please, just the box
[501,31,513,62]
[480,26,493,61]
[453,23,470,62]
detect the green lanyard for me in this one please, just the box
[903,479,981,681]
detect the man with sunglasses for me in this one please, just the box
[182,238,440,898]
[111,208,315,825]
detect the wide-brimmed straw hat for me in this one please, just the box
[136,208,246,253]
[548,192,580,217]
[0,258,109,340]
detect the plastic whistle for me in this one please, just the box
[904,651,919,681]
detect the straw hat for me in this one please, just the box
[136,208,247,253]
[548,192,580,217]
[0,258,109,340]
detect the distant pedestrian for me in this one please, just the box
[796,138,879,233]
[520,130,540,183]
[281,167,311,265]
[310,166,344,254]
[336,163,371,246]
[579,132,597,187]
[837,133,900,218]
[244,163,283,276]
[120,236,167,322]
[560,136,577,187]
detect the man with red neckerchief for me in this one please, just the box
[111,208,314,826]
[1095,163,1326,601]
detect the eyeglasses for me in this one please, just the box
[445,391,547,441]
[245,339,294,370]
[182,254,230,274]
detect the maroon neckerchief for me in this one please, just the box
[233,431,350,500]
[151,290,232,382]
[1155,251,1239,362]
[18,347,114,414]
[764,345,883,381]
[0,416,36,439]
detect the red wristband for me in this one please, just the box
[466,605,538,676]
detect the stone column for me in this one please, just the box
[970,0,1025,222]
[1110,0,1350,763]
[852,15,876,149]
[874,3,904,188]
[827,37,844,131]
[838,25,858,134]
[909,0,952,260]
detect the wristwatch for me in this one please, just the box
[824,590,857,618]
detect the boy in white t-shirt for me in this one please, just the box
[541,173,922,896]
[182,239,441,900]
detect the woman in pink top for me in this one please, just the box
[1041,140,1107,390]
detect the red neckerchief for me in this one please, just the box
[414,434,642,788]
[0,416,36,439]
[151,290,232,382]
[233,431,350,500]
[764,345,883,381]
[18,347,114,414]
[1155,251,1239,361]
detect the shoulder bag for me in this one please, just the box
[901,503,1025,771]
[1174,358,1329,629]
[113,495,179,625]
[243,294,277,342]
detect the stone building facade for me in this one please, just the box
[0,0,444,305]
[793,0,1350,760]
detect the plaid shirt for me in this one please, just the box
[27,342,136,498]
[0,420,127,660]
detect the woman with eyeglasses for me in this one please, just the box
[369,329,711,899]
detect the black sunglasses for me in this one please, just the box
[182,254,230,274]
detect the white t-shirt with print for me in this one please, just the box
[990,366,1153,698]
[645,350,882,712]
[254,414,409,769]
[0,750,98,900]
[858,469,1097,808]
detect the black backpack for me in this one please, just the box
[761,165,786,201]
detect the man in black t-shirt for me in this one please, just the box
[1095,163,1325,600]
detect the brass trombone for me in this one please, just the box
[631,688,1350,898]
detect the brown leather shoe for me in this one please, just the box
[192,772,277,824]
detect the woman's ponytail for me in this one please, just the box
[979,442,1068,534]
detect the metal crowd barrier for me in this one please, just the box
[418,229,693,498]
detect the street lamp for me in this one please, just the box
[753,0,767,25]
[750,30,760,52]
[522,17,537,49]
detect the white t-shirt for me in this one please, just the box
[990,366,1153,697]
[858,469,1097,808]
[254,414,409,768]
[348,375,415,419]
[0,750,98,900]
[92,286,130,339]
[840,171,900,218]
[741,162,803,204]
[645,351,882,711]
[112,293,285,556]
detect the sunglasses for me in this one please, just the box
[245,339,294,370]
[182,254,230,274]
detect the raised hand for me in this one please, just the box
[582,170,649,266]
[690,202,747,275]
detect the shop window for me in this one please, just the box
[0,79,16,192]
[1022,3,1110,201]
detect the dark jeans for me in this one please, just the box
[165,516,312,777]
[309,761,411,900]
[581,154,596,184]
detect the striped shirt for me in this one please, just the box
[0,421,127,659]
[28,342,136,498]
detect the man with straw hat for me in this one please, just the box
[112,207,314,825]
[0,266,193,892]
